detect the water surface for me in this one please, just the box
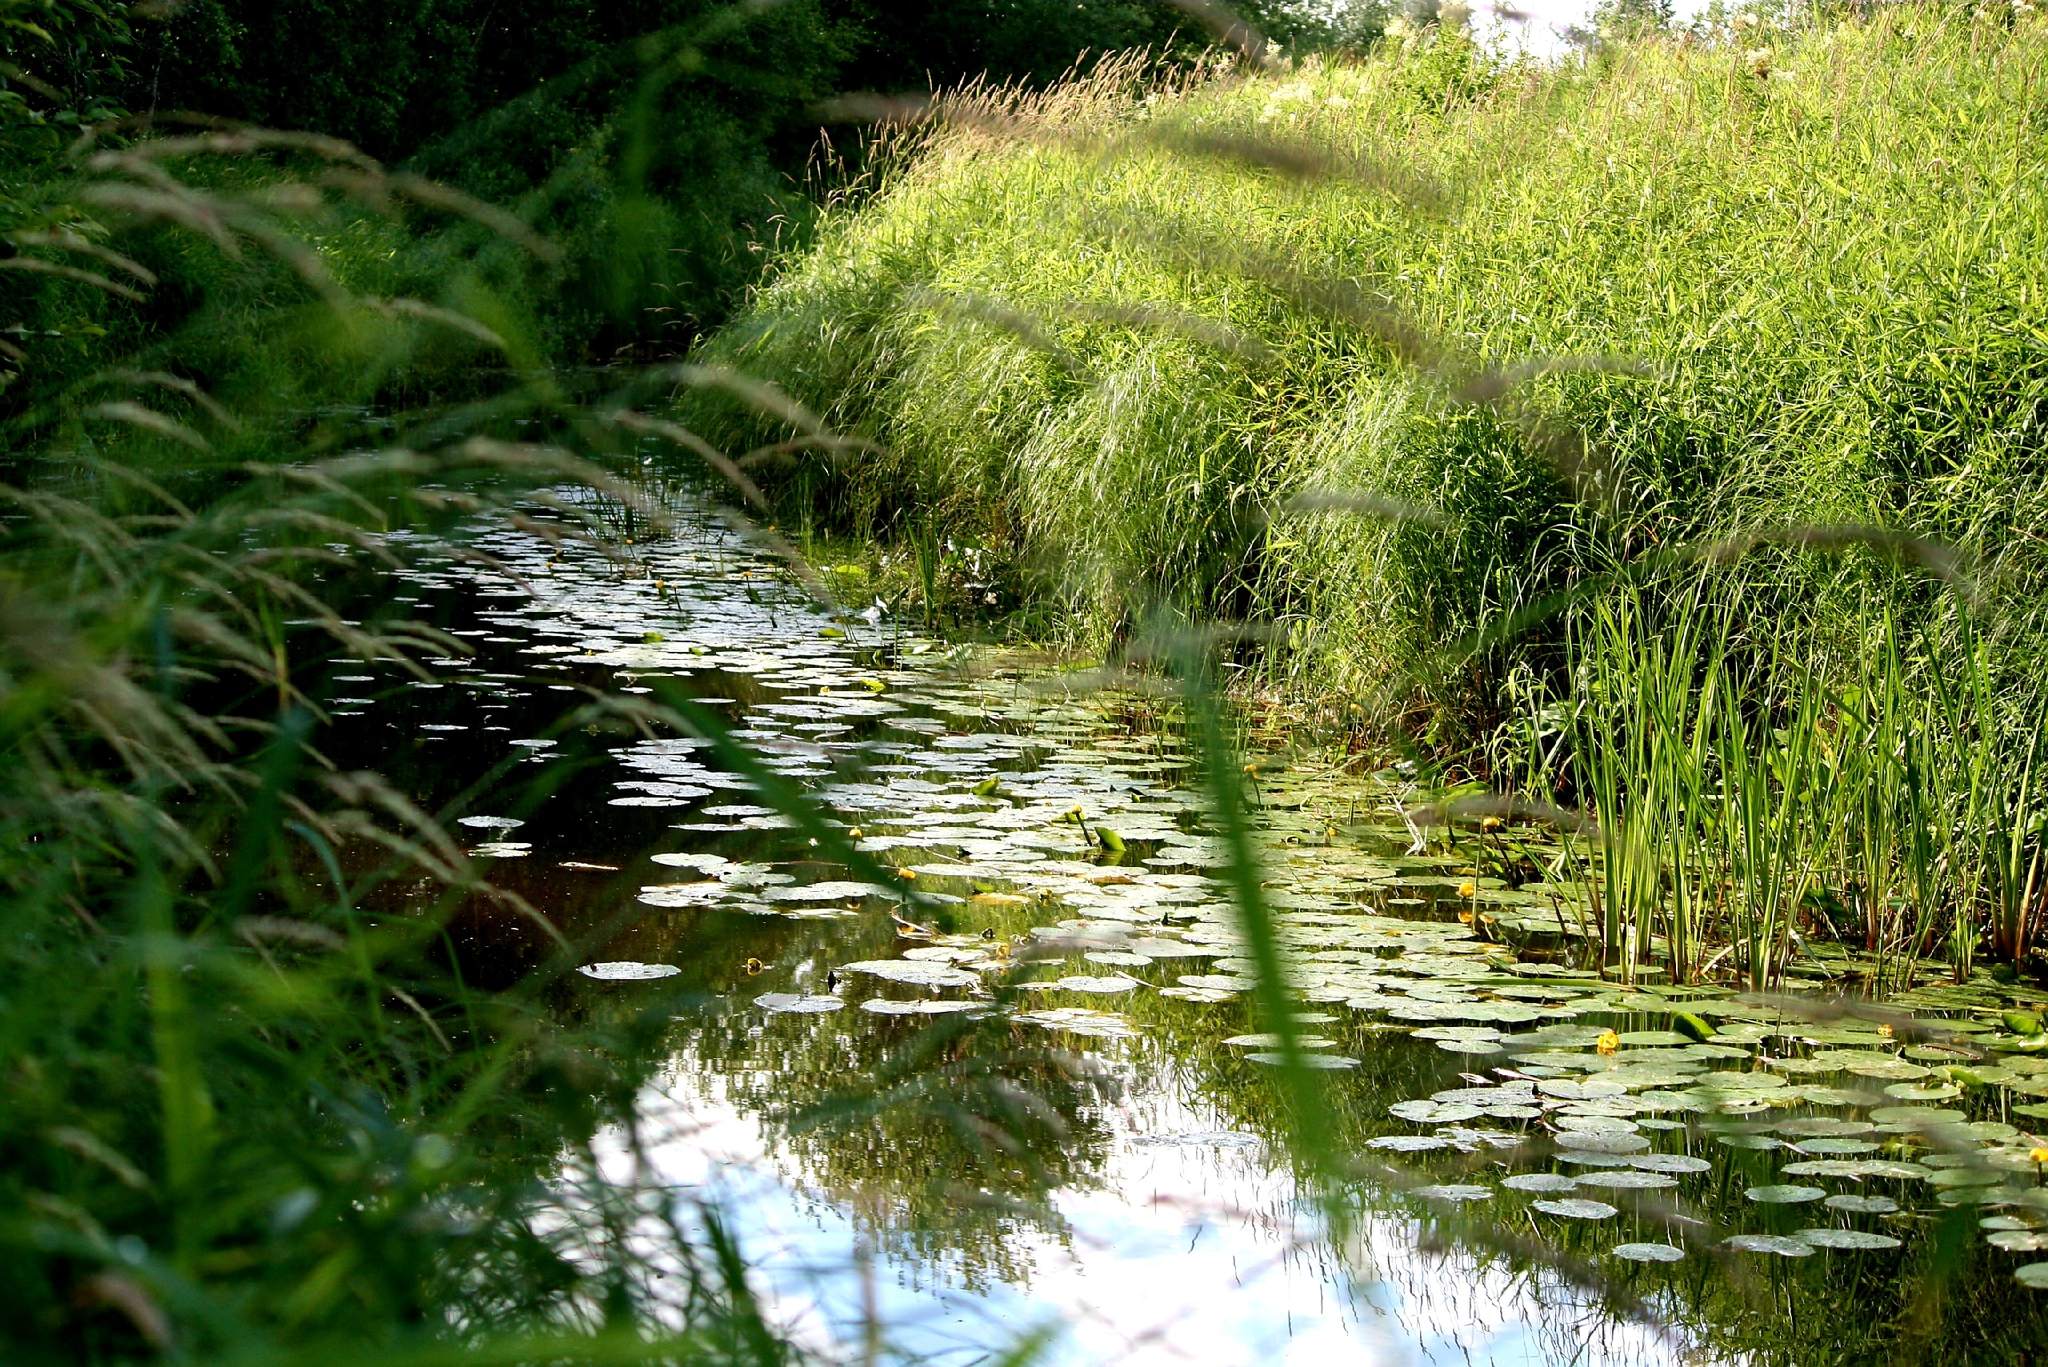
[325,484,2048,1365]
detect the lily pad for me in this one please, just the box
[1367,1135,1454,1153]
[859,998,986,1016]
[1612,1242,1685,1262]
[1531,1198,1619,1220]
[1725,1234,1815,1257]
[1629,1153,1712,1175]
[1573,1170,1678,1191]
[839,959,981,989]
[753,992,847,1014]
[1987,1230,2048,1252]
[1824,1194,1900,1215]
[1796,1228,1902,1251]
[576,961,681,981]
[1413,1184,1493,1203]
[1747,1184,1827,1205]
[1390,1100,1485,1124]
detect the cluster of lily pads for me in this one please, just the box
[417,495,2048,1294]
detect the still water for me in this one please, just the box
[330,484,2048,1365]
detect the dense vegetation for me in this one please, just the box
[7,0,2048,1361]
[692,2,2048,985]
[0,2,1387,1359]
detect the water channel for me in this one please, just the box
[322,481,2048,1364]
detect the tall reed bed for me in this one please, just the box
[1525,572,2048,987]
[690,3,2048,976]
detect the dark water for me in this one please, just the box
[322,484,2048,1365]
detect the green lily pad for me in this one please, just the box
[1391,1100,1485,1123]
[576,961,681,981]
[1573,1170,1678,1191]
[753,992,846,1014]
[858,998,987,1016]
[1824,1194,1899,1214]
[1531,1198,1619,1220]
[1796,1228,1902,1251]
[1413,1184,1493,1203]
[1629,1153,1712,1175]
[1724,1234,1816,1257]
[839,959,981,989]
[1612,1242,1685,1262]
[1988,1230,2048,1252]
[1746,1184,1826,1205]
[1368,1134,1454,1153]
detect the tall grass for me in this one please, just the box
[0,93,850,1360]
[689,3,2048,978]
[1536,572,2048,988]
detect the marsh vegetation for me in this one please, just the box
[5,1,2048,1363]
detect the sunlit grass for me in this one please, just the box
[692,4,2048,977]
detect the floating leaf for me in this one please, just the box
[1368,1135,1453,1153]
[1612,1242,1685,1263]
[1225,1033,1337,1049]
[754,993,846,1014]
[859,998,985,1016]
[1746,1185,1826,1205]
[1531,1198,1618,1220]
[1824,1194,1899,1215]
[1413,1184,1493,1203]
[1629,1153,1712,1175]
[1795,1228,1901,1251]
[1390,1100,1484,1124]
[838,959,981,989]
[1574,1170,1677,1191]
[1988,1230,2048,1252]
[576,961,680,981]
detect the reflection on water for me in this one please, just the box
[326,483,2048,1364]
[603,1057,1699,1365]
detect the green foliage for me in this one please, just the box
[0,16,841,1358]
[100,2,1377,361]
[688,4,2048,970]
[693,4,2048,723]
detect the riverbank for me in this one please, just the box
[685,4,2048,979]
[689,4,2048,729]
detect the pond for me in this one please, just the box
[323,482,2048,1364]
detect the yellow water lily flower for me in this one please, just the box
[743,957,764,976]
[1458,879,1477,898]
[2031,1146,2048,1165]
[1596,1029,1621,1055]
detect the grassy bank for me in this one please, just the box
[687,5,2048,979]
[0,53,825,1358]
